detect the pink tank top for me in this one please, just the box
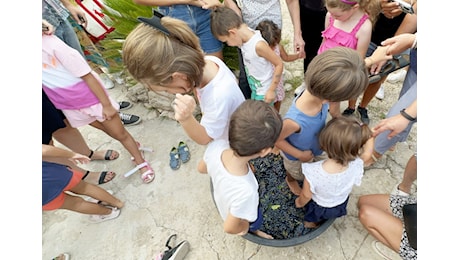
[318,13,369,54]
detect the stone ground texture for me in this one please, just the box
[42,2,416,259]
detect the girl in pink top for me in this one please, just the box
[317,0,373,118]
[42,28,155,184]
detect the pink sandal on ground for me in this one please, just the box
[124,161,155,184]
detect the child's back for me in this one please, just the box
[295,116,374,228]
[205,100,283,238]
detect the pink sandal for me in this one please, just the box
[124,161,155,184]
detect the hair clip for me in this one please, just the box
[340,0,357,4]
[138,10,170,35]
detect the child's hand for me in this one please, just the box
[173,93,197,122]
[264,89,276,104]
[68,153,91,165]
[102,105,118,121]
[298,150,313,162]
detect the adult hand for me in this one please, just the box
[381,33,416,56]
[372,114,410,138]
[173,93,197,122]
[68,153,91,165]
[294,34,306,58]
[67,5,87,27]
[368,45,392,74]
[380,0,403,19]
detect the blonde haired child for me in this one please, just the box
[318,0,373,118]
[122,13,245,172]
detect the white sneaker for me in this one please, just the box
[89,207,120,223]
[99,73,115,89]
[375,86,384,100]
[386,69,407,84]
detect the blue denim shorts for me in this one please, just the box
[157,6,222,54]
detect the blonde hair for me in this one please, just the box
[324,0,381,26]
[122,17,205,88]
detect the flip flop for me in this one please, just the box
[82,171,116,185]
[88,149,120,161]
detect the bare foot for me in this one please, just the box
[253,230,274,239]
[285,176,302,196]
[304,221,318,229]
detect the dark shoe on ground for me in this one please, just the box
[158,234,190,260]
[118,101,133,111]
[177,141,191,163]
[357,106,370,125]
[88,149,119,161]
[342,107,355,116]
[120,112,141,126]
[170,147,181,170]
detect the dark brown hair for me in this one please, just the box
[229,100,282,157]
[319,116,373,165]
[210,6,243,37]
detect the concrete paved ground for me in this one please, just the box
[42,75,416,259]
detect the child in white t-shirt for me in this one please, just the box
[204,100,282,238]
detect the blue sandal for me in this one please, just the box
[177,141,191,163]
[170,147,181,170]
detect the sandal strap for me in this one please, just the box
[82,170,90,180]
[88,150,94,159]
[124,161,148,178]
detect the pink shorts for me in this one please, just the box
[61,97,120,128]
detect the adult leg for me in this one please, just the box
[300,5,326,72]
[397,154,417,194]
[237,48,252,99]
[358,194,403,252]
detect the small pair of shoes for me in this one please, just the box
[154,234,190,260]
[118,101,133,111]
[357,106,370,125]
[342,107,355,116]
[391,183,410,197]
[120,112,141,126]
[88,207,121,223]
[169,141,191,170]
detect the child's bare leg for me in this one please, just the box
[303,221,318,228]
[398,154,417,194]
[252,230,274,239]
[60,194,112,215]
[328,102,341,118]
[92,116,148,174]
[285,173,302,196]
[71,180,124,209]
